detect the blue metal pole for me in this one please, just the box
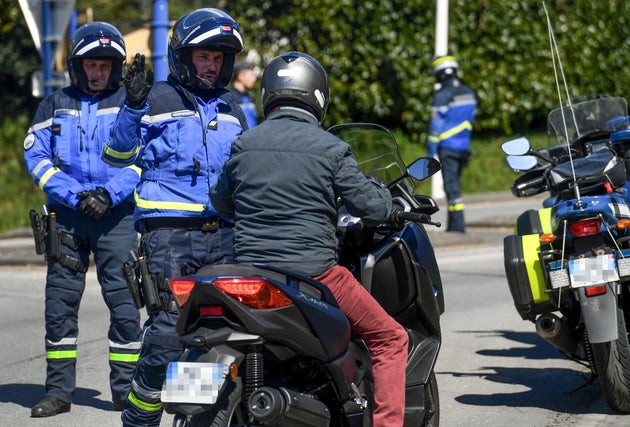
[152,0,169,81]
[69,9,77,37]
[42,0,52,96]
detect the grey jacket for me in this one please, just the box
[210,107,392,276]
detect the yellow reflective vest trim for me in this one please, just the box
[38,166,61,190]
[437,120,473,142]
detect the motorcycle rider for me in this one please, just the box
[102,8,247,426]
[428,55,477,232]
[211,51,409,426]
[23,22,142,416]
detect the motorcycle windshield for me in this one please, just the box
[546,95,628,149]
[327,123,411,187]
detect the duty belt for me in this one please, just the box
[141,217,232,233]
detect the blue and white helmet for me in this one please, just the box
[168,8,243,89]
[67,22,126,92]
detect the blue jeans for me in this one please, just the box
[121,225,235,427]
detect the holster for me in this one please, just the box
[29,209,46,255]
[30,207,87,273]
[122,250,144,309]
[122,250,162,315]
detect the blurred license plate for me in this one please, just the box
[161,362,227,404]
[568,254,619,288]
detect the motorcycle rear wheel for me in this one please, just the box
[591,307,630,413]
[171,378,244,427]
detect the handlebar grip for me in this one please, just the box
[395,211,441,227]
[397,211,426,222]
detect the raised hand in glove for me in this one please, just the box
[124,53,154,109]
[77,187,112,221]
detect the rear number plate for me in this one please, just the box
[161,362,227,404]
[568,254,619,288]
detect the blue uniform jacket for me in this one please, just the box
[23,86,140,209]
[102,76,245,230]
[428,79,477,157]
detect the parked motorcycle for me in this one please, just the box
[502,94,630,412]
[158,123,445,426]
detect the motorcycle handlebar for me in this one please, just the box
[396,211,442,227]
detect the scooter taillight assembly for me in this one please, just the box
[212,277,293,309]
[569,219,600,237]
[169,277,196,307]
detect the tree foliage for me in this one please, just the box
[4,0,630,135]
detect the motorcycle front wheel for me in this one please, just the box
[591,306,630,413]
[420,371,440,427]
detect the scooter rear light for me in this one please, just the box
[212,277,293,309]
[168,277,196,307]
[568,219,601,237]
[585,285,607,297]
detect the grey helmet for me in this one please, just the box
[261,51,330,122]
[168,8,243,89]
[67,22,126,92]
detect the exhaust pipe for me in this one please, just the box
[248,386,331,426]
[535,313,577,353]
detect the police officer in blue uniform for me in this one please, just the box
[102,8,247,426]
[23,22,142,417]
[428,55,477,232]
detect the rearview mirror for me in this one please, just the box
[506,155,538,171]
[502,137,531,155]
[407,157,441,181]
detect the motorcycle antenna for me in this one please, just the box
[543,1,583,207]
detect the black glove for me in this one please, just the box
[77,187,112,221]
[124,53,154,109]
[389,203,406,228]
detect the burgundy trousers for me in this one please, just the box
[314,265,409,426]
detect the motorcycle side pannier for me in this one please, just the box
[503,234,553,321]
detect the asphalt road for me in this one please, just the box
[3,229,629,426]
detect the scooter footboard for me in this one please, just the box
[405,329,439,386]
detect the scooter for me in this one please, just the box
[502,94,630,413]
[159,123,445,426]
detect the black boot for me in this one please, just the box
[31,396,71,417]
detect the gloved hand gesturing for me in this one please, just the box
[77,187,112,221]
[124,53,154,109]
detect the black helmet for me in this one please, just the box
[261,51,330,122]
[168,8,243,89]
[67,22,126,92]
[431,55,459,82]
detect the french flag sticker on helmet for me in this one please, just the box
[100,37,111,46]
[221,25,232,33]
